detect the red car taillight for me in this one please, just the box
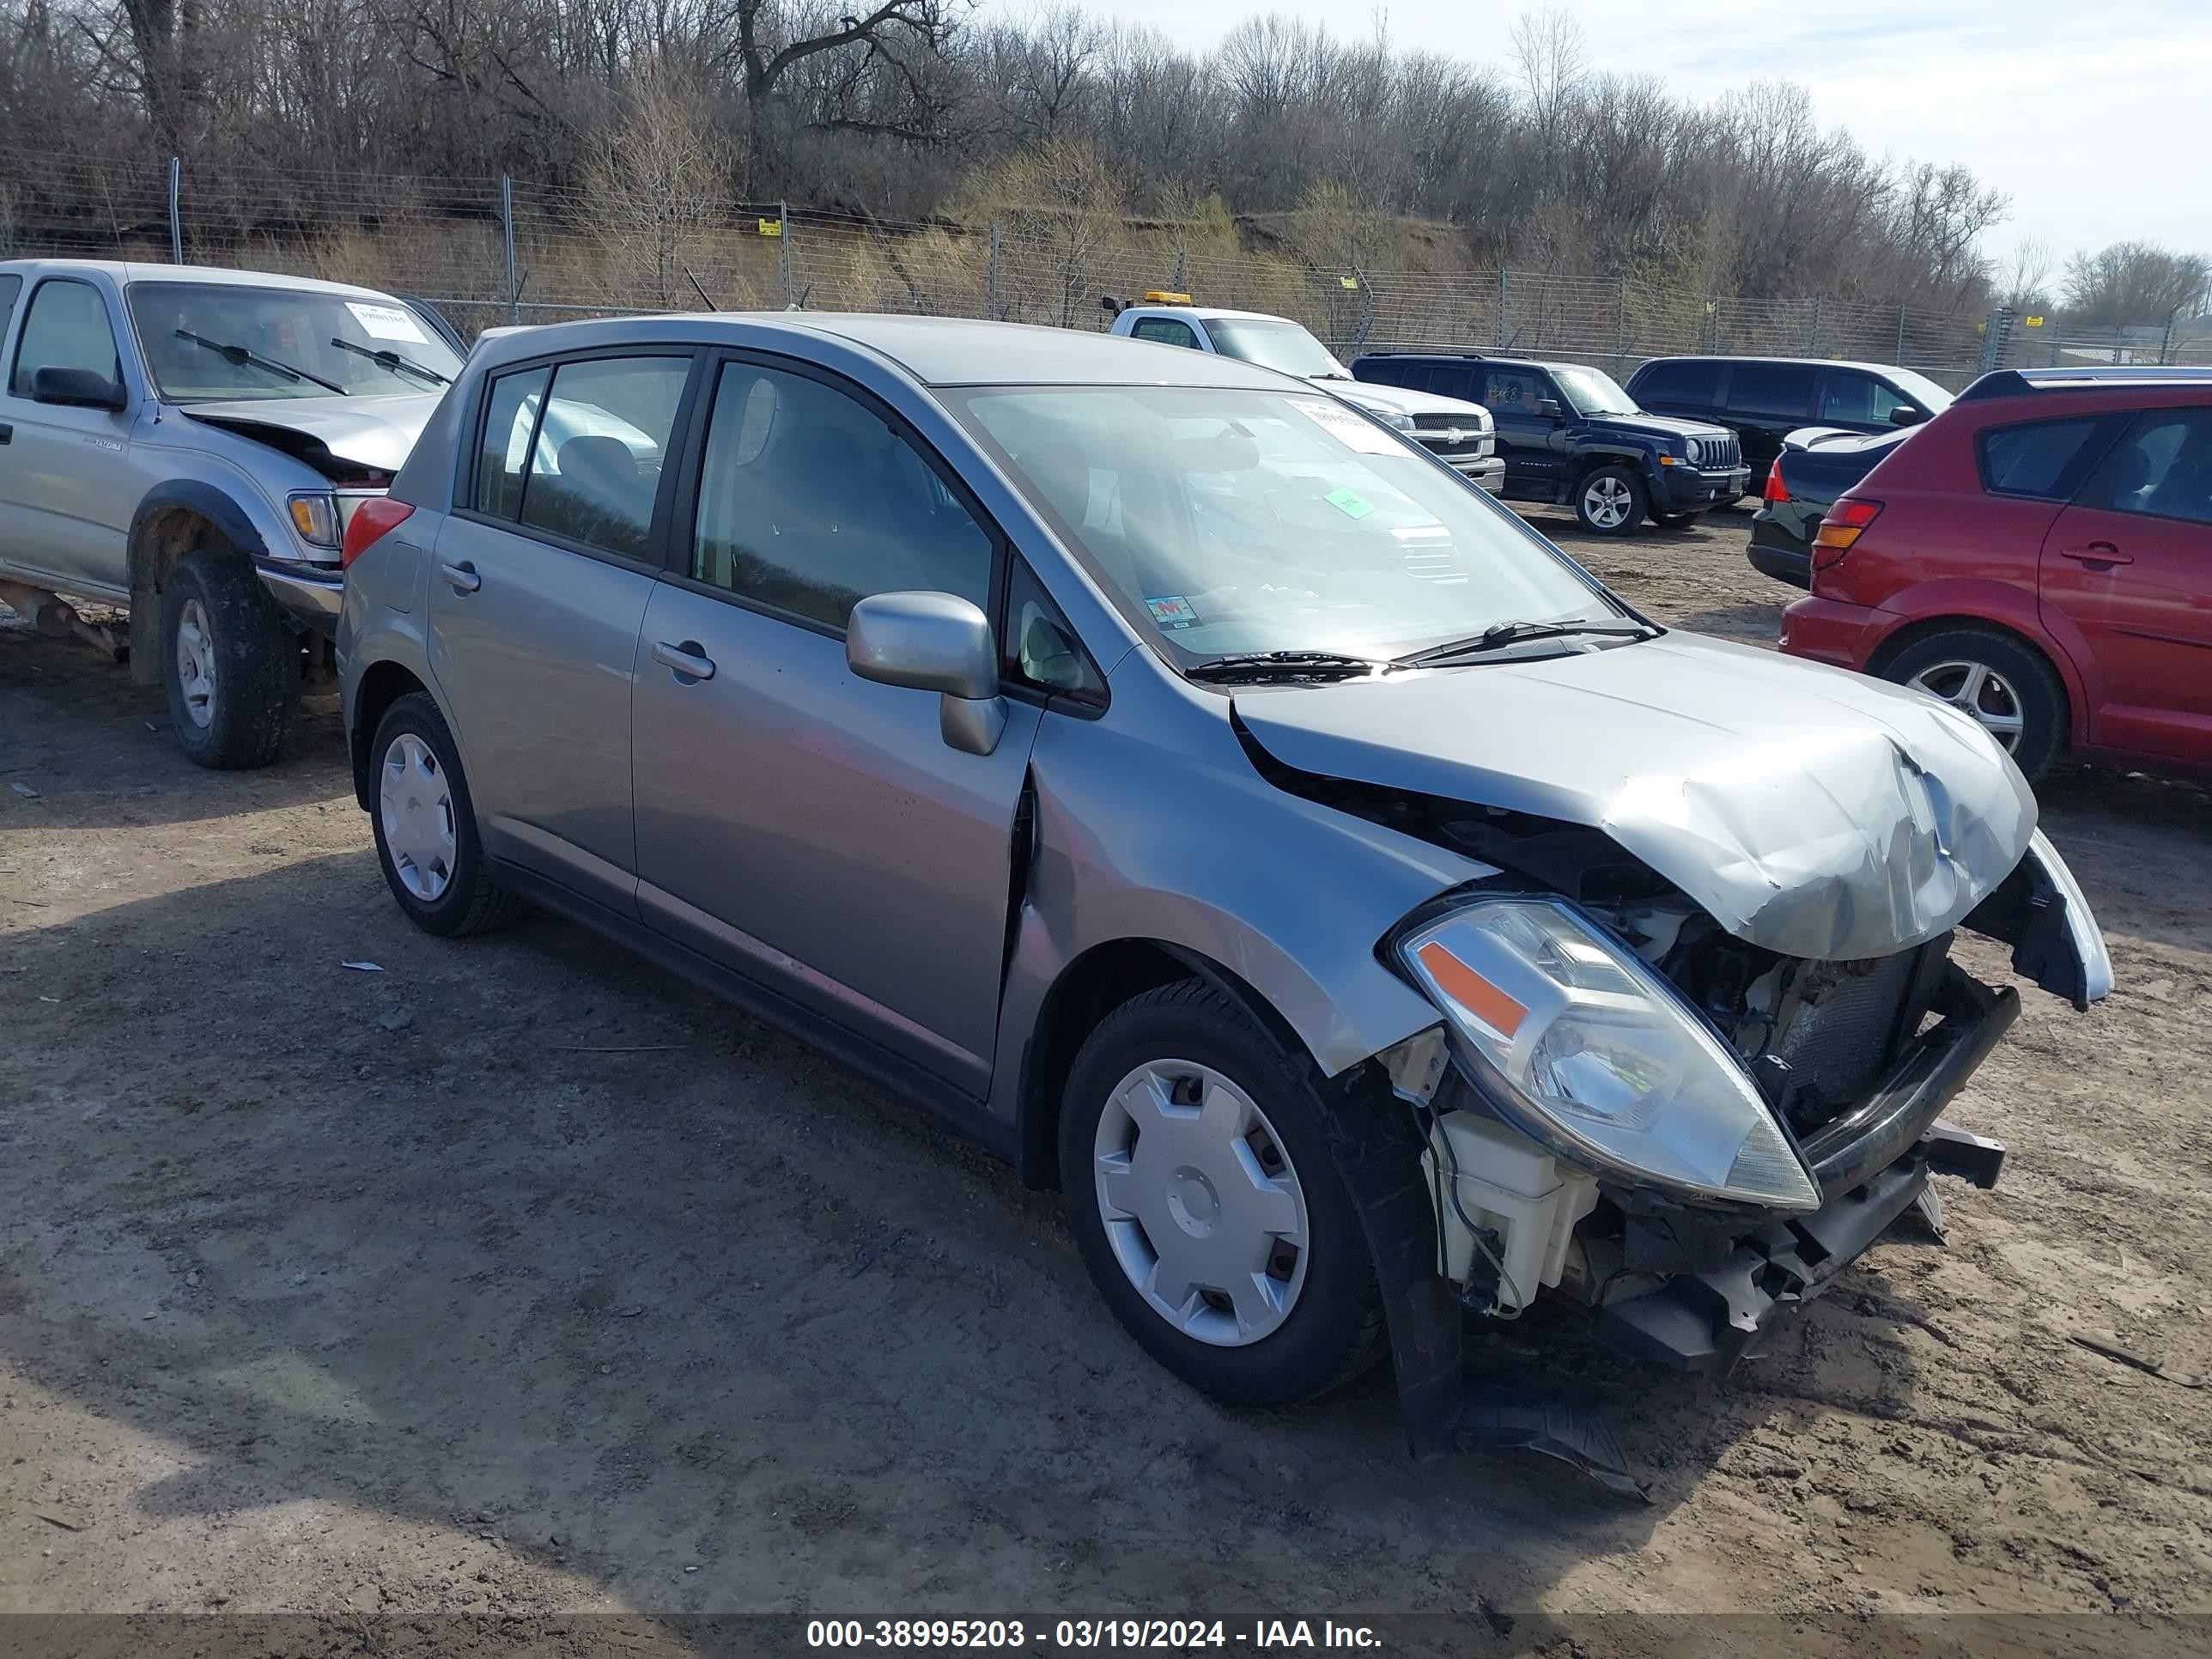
[341,497,416,570]
[1764,457,1789,504]
[1811,496,1882,569]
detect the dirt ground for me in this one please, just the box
[3,504,2210,1644]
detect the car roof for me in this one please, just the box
[0,256,414,304]
[1631,355,1909,375]
[472,312,1297,391]
[1358,352,1595,374]
[1958,365,2212,402]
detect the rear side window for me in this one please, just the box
[1727,362,1817,420]
[1360,359,1423,391]
[1425,363,1479,401]
[0,275,21,350]
[509,356,690,559]
[1978,417,2105,501]
[2077,410,2212,526]
[10,278,121,396]
[1632,360,1720,406]
[474,365,551,519]
[1130,317,1198,349]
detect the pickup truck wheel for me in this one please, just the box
[1879,628,2067,781]
[1060,981,1383,1408]
[1574,465,1647,536]
[162,549,295,769]
[369,692,527,937]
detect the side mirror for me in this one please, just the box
[1535,398,1563,419]
[1888,404,1924,428]
[32,366,126,411]
[848,591,1007,756]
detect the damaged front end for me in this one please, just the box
[1366,818,2107,1377]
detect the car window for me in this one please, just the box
[1482,370,1547,413]
[1131,317,1199,349]
[1978,417,2106,501]
[1632,360,1719,406]
[509,356,689,559]
[1819,372,1911,425]
[1727,363,1818,420]
[11,278,120,396]
[1363,360,1424,391]
[2079,410,2212,527]
[474,365,552,519]
[0,275,21,351]
[1002,556,1105,702]
[1428,363,1480,401]
[690,361,994,631]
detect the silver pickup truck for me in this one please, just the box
[0,259,457,766]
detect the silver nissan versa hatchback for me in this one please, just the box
[337,314,2111,1452]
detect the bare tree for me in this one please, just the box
[2063,240,2212,329]
[582,54,732,308]
[1996,236,2056,313]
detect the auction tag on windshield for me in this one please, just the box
[1289,397,1401,455]
[1324,487,1376,520]
[1146,595,1202,629]
[345,301,429,344]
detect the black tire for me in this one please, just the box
[162,548,296,769]
[1059,980,1384,1408]
[368,692,528,937]
[1573,464,1649,536]
[1652,508,1701,529]
[1877,626,2069,781]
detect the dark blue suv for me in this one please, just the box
[1353,354,1747,536]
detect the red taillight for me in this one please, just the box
[341,496,415,570]
[1764,457,1789,504]
[1811,495,1882,568]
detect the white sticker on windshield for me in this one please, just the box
[345,301,429,345]
[1288,397,1401,455]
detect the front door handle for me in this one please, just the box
[2060,542,2131,568]
[652,639,716,681]
[439,559,481,592]
[0,422,12,445]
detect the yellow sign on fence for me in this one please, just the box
[757,217,784,238]
[1340,276,1360,290]
[2024,315,2045,327]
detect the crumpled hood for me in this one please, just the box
[1234,631,2039,961]
[1325,378,1492,429]
[181,392,441,473]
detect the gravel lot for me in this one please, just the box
[3,504,2209,1640]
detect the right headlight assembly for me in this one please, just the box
[1394,896,1820,1213]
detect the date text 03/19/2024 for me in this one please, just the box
[804,1620,1385,1650]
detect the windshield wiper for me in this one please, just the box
[173,329,349,396]
[329,336,449,386]
[1393,618,1656,668]
[1183,650,1389,684]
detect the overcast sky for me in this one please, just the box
[1005,0,2212,270]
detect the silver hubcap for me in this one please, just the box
[175,599,216,729]
[1908,659,2026,752]
[380,733,459,902]
[1092,1060,1310,1347]
[1583,475,1633,528]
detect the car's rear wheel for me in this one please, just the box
[1880,627,2068,781]
[162,549,295,769]
[369,692,527,937]
[1059,981,1383,1407]
[1574,465,1647,536]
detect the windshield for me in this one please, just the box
[1887,367,1954,415]
[951,386,1620,668]
[1553,367,1638,416]
[1204,319,1350,381]
[127,282,463,402]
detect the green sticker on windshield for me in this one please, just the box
[1324,486,1376,520]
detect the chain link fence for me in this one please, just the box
[5,149,2202,388]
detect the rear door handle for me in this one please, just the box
[439,559,481,592]
[2059,542,2131,568]
[0,422,12,445]
[652,639,715,681]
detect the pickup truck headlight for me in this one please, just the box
[288,491,340,550]
[1377,408,1418,434]
[1394,896,1820,1212]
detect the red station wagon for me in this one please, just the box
[1780,367,2212,779]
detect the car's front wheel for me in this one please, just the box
[1059,981,1383,1407]
[1879,627,2068,781]
[368,692,527,937]
[1574,465,1647,536]
[162,549,296,769]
